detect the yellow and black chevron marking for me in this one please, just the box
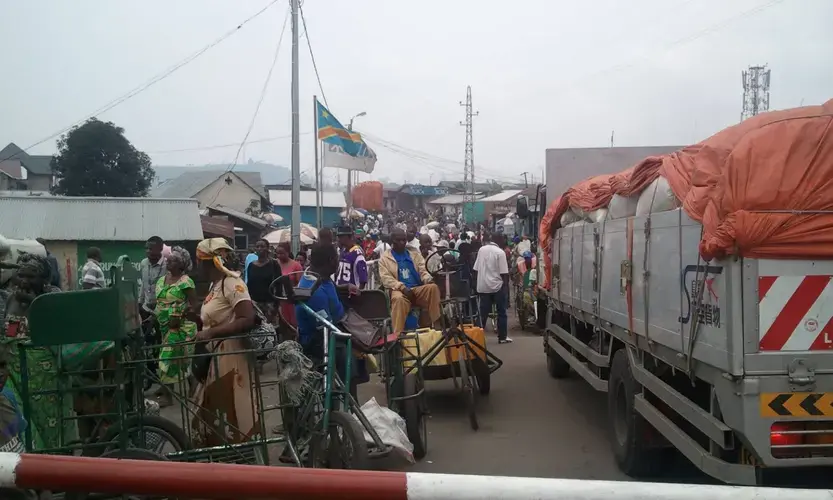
[760,393,833,418]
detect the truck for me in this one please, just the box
[540,147,833,485]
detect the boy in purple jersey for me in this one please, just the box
[336,225,368,289]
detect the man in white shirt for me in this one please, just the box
[373,234,392,257]
[473,233,512,343]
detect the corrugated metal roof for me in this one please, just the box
[151,170,266,199]
[0,143,53,175]
[479,190,524,202]
[269,190,345,208]
[208,204,269,228]
[200,215,235,238]
[0,196,203,241]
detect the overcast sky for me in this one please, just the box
[1,0,831,187]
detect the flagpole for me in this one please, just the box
[313,95,322,229]
[290,0,301,255]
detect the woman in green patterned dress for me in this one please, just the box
[154,246,199,407]
[2,254,83,450]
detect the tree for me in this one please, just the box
[52,118,155,197]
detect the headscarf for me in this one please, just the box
[196,238,239,278]
[168,246,192,273]
[16,253,51,280]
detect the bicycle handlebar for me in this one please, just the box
[269,271,325,305]
[296,303,352,338]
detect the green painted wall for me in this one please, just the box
[75,241,145,288]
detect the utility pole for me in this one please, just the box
[290,0,301,255]
[741,64,771,122]
[459,85,478,223]
[521,172,529,187]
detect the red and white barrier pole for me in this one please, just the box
[0,453,831,500]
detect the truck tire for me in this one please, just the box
[607,350,661,477]
[546,345,570,379]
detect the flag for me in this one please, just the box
[316,100,363,157]
[322,140,377,173]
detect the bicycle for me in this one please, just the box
[269,273,392,468]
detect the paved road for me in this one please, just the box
[360,325,631,481]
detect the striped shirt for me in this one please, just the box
[81,259,106,288]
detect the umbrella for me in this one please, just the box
[263,228,315,245]
[340,209,365,219]
[263,223,319,245]
[261,213,284,225]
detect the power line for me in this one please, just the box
[205,3,291,208]
[299,1,328,108]
[364,136,520,185]
[222,4,290,175]
[2,0,282,164]
[146,132,313,155]
[361,131,519,183]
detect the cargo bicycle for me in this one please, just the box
[335,285,429,459]
[266,272,394,468]
[412,251,503,430]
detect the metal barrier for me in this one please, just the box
[0,453,831,499]
[367,258,381,289]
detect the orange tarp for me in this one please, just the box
[539,99,833,289]
[352,181,383,211]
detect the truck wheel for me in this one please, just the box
[546,345,570,379]
[607,350,661,477]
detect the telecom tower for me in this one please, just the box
[741,65,771,121]
[460,86,478,205]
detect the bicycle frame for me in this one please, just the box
[296,302,387,452]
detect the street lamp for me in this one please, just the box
[348,111,366,131]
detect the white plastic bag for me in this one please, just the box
[358,397,415,465]
[636,176,679,216]
[607,194,639,219]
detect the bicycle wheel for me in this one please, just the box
[88,415,191,458]
[309,410,370,470]
[402,374,428,459]
[458,358,478,431]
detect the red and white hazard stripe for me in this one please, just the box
[759,275,833,351]
[0,452,831,499]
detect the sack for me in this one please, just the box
[340,308,380,352]
[636,176,679,216]
[357,397,415,465]
[607,194,639,219]
[585,208,608,223]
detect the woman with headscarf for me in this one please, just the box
[154,246,199,407]
[1,254,101,450]
[191,238,258,446]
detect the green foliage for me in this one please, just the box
[52,118,155,197]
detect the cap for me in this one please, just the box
[336,225,353,236]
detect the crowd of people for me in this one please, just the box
[0,215,538,457]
